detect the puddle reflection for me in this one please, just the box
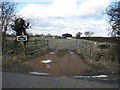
[41,60,52,64]
[70,75,118,80]
[29,72,51,76]
[29,72,118,81]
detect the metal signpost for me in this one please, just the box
[16,35,28,55]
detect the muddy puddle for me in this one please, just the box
[29,71,118,81]
[69,75,118,80]
[29,72,51,76]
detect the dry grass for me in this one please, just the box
[2,48,51,65]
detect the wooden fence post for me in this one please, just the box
[77,40,80,54]
[90,43,93,60]
[18,41,26,56]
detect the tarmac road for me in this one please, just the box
[2,72,118,88]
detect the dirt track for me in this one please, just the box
[3,50,117,76]
[26,50,93,76]
[3,39,118,76]
[3,49,119,88]
[3,50,119,88]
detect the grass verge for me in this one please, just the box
[2,48,51,65]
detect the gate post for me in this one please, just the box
[77,40,80,54]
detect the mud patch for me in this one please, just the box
[55,50,67,57]
[3,50,118,77]
[26,50,100,76]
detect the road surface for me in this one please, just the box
[2,72,118,88]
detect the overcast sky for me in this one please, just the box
[13,0,120,37]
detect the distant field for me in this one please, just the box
[6,36,46,41]
[6,36,120,42]
[79,37,120,43]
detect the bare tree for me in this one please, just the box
[9,18,30,54]
[47,33,52,38]
[76,32,82,38]
[84,31,94,37]
[0,1,17,39]
[1,1,16,43]
[11,18,30,36]
[0,1,17,53]
[106,1,120,37]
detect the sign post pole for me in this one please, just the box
[17,35,28,55]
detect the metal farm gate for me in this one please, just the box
[77,39,118,61]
